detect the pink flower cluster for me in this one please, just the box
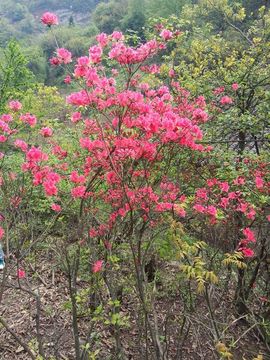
[56,48,72,64]
[232,83,239,91]
[9,100,22,112]
[109,39,161,65]
[26,147,48,163]
[92,260,103,273]
[17,269,26,279]
[14,139,28,152]
[40,127,53,137]
[89,45,103,64]
[238,228,256,257]
[51,203,62,212]
[220,96,233,105]
[41,12,58,26]
[160,29,173,40]
[50,48,72,65]
[20,113,37,127]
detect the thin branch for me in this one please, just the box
[226,19,254,46]
[0,316,36,359]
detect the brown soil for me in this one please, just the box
[0,258,269,360]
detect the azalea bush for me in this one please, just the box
[0,9,269,360]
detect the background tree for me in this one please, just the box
[93,0,128,34]
[152,1,270,154]
[145,0,191,18]
[121,0,146,39]
[0,40,34,111]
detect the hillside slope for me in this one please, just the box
[0,0,100,45]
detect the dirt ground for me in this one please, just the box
[0,258,269,360]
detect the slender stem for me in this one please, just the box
[66,247,81,359]
[35,289,45,358]
[205,285,220,341]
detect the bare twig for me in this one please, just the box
[0,316,36,359]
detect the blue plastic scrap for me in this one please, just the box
[0,243,5,270]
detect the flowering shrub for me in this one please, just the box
[191,158,270,256]
[15,28,213,252]
[0,10,269,360]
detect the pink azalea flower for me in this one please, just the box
[89,45,103,64]
[213,86,225,95]
[26,147,47,162]
[1,114,13,122]
[92,260,103,273]
[241,248,254,258]
[160,29,173,40]
[52,145,67,159]
[40,127,53,137]
[220,96,233,105]
[96,33,109,47]
[0,226,4,239]
[41,12,59,26]
[193,204,206,213]
[67,90,90,106]
[111,31,124,41]
[56,48,72,64]
[242,227,256,243]
[174,205,186,217]
[192,108,208,123]
[8,100,22,111]
[71,186,86,198]
[89,228,98,237]
[64,75,71,84]
[168,69,175,77]
[51,203,62,212]
[20,113,37,127]
[14,139,28,152]
[70,171,86,184]
[246,208,256,220]
[43,181,58,196]
[50,57,61,66]
[207,205,217,217]
[255,176,264,189]
[233,176,245,185]
[232,83,239,91]
[0,120,10,133]
[17,269,26,279]
[219,182,230,192]
[71,112,82,123]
